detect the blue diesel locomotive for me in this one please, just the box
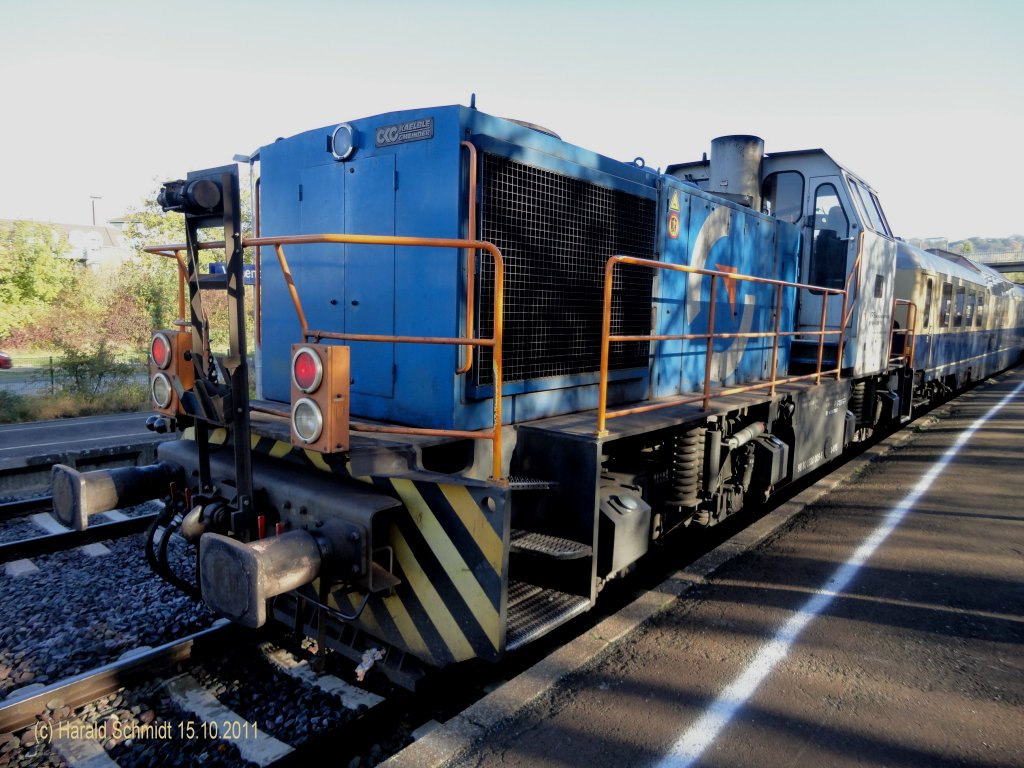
[50,103,1024,686]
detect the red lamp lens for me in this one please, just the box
[151,334,172,369]
[293,351,320,392]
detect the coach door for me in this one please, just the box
[798,177,856,339]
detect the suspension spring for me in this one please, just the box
[667,426,705,511]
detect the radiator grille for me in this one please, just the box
[475,154,657,387]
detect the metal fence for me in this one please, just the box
[0,354,149,396]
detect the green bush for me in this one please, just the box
[0,391,35,424]
[55,343,138,398]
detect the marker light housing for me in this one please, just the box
[289,343,350,453]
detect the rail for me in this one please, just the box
[147,234,508,483]
[888,298,919,367]
[597,256,848,436]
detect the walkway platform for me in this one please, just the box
[390,366,1024,768]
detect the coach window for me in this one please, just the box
[923,278,933,328]
[762,172,804,224]
[976,295,985,328]
[964,292,976,327]
[953,286,966,327]
[810,184,849,290]
[940,283,952,326]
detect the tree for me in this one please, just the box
[958,241,973,255]
[0,221,77,339]
[120,178,255,352]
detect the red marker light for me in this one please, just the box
[151,333,172,369]
[291,347,323,393]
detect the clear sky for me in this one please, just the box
[0,0,1021,240]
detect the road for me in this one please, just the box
[0,412,164,469]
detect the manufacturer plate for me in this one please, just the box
[375,117,434,148]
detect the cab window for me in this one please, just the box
[940,283,953,326]
[849,179,890,236]
[810,184,849,290]
[761,171,804,224]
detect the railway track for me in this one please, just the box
[0,396,963,767]
[0,497,53,522]
[0,622,411,768]
[0,513,161,566]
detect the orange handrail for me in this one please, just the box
[888,299,918,368]
[456,140,478,375]
[597,256,846,436]
[148,233,508,483]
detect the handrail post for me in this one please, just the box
[770,282,783,395]
[489,243,505,484]
[456,140,478,375]
[703,278,718,409]
[836,286,849,381]
[273,244,310,337]
[597,257,617,436]
[815,291,828,384]
[175,250,187,323]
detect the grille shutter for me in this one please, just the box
[475,154,657,387]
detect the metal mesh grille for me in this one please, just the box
[475,154,657,387]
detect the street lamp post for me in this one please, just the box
[90,195,102,226]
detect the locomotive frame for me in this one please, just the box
[49,104,1024,688]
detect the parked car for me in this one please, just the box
[0,352,11,370]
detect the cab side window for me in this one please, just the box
[761,172,804,224]
[810,184,849,290]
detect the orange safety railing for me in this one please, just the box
[888,299,918,368]
[596,256,847,436]
[146,234,507,483]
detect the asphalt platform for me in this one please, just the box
[389,366,1024,768]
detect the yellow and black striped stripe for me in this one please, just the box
[181,426,511,664]
[333,477,507,664]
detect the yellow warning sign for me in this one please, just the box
[669,190,681,212]
[668,212,680,239]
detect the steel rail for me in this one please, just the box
[0,495,53,522]
[0,512,161,564]
[0,621,233,733]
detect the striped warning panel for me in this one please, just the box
[180,427,511,665]
[333,477,509,665]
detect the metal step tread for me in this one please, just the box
[509,529,592,560]
[506,581,591,652]
[507,476,559,491]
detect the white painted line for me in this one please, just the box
[5,559,40,577]
[0,412,145,434]
[0,432,153,453]
[165,674,292,766]
[656,379,1024,768]
[259,644,384,710]
[51,718,119,767]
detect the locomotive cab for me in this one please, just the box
[670,143,900,380]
